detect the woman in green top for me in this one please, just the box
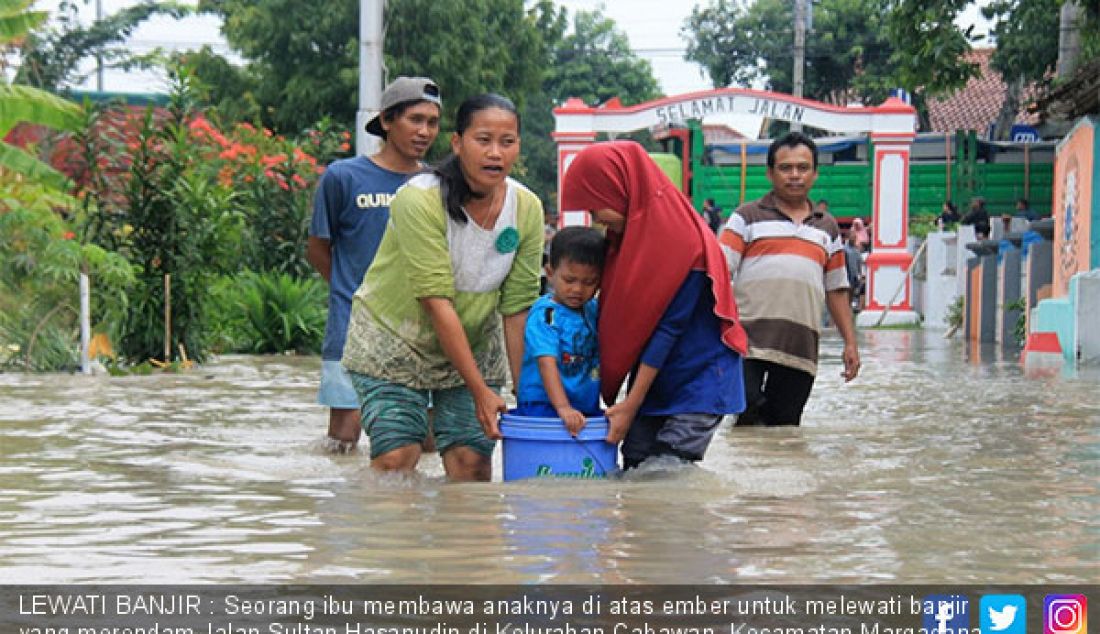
[342,94,543,481]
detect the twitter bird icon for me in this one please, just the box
[982,595,1027,634]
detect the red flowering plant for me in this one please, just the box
[64,67,353,362]
[189,115,351,278]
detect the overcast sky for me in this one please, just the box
[49,0,992,100]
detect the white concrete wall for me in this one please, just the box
[910,236,925,317]
[955,224,978,298]
[1075,270,1100,365]
[922,231,961,329]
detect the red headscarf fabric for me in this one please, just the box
[560,141,748,404]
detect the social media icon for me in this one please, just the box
[1045,595,1087,634]
[922,595,970,634]
[982,595,1027,634]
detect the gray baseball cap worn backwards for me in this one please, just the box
[365,77,442,137]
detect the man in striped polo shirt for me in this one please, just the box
[719,131,860,426]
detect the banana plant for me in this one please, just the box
[0,0,82,192]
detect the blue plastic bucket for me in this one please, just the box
[499,412,619,481]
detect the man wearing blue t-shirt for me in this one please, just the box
[307,77,442,453]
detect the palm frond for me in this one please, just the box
[0,9,45,45]
[0,84,83,135]
[0,143,73,192]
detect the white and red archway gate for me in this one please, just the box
[553,88,920,326]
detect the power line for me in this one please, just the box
[126,38,229,49]
[632,47,687,54]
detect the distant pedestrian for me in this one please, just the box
[843,232,865,313]
[849,217,870,252]
[702,198,722,234]
[961,196,991,239]
[1014,198,1039,222]
[937,200,961,228]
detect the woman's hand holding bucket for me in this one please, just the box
[473,384,507,440]
[604,400,639,444]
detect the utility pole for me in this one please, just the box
[95,0,104,91]
[792,0,806,132]
[357,0,384,157]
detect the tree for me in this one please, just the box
[682,0,774,90]
[189,0,660,202]
[983,0,1061,138]
[196,0,358,133]
[522,5,662,204]
[882,0,981,97]
[985,0,1061,82]
[176,45,261,123]
[1080,1,1100,62]
[682,0,898,106]
[16,0,192,91]
[548,8,661,107]
[195,0,552,135]
[889,0,1098,137]
[0,0,135,371]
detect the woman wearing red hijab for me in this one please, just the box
[560,141,748,469]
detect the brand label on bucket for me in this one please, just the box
[535,457,604,479]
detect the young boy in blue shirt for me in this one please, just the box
[516,226,605,436]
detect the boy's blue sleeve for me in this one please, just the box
[587,297,599,327]
[639,273,705,370]
[525,303,560,359]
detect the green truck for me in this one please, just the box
[654,121,1056,223]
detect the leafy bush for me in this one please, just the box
[1005,297,1027,346]
[205,272,326,355]
[909,216,940,239]
[112,82,242,364]
[232,271,326,354]
[205,275,252,354]
[945,295,965,333]
[190,114,341,278]
[65,67,345,364]
[0,178,132,371]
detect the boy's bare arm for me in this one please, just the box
[536,356,586,435]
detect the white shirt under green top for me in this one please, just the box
[342,173,543,389]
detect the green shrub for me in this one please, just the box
[74,69,243,364]
[205,275,252,353]
[1005,297,1027,346]
[232,271,326,354]
[0,177,132,372]
[946,295,965,333]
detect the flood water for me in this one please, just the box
[1,330,1096,584]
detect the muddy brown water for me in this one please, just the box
[1,330,1096,583]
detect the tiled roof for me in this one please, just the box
[925,48,1039,133]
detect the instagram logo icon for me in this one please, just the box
[1045,595,1088,634]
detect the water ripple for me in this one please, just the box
[0,337,1096,583]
